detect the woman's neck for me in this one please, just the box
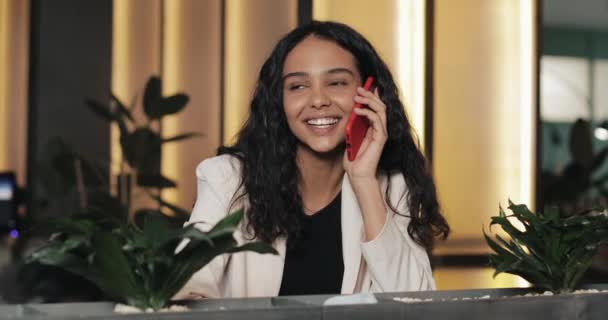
[296,146,345,215]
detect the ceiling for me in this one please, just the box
[543,0,608,30]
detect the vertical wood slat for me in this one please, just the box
[161,0,222,208]
[223,0,298,145]
[0,0,29,186]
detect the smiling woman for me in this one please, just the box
[174,21,449,300]
[282,36,361,155]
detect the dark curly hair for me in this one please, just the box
[218,20,449,251]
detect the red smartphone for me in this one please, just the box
[345,76,375,161]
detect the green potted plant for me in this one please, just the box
[26,208,275,311]
[485,201,608,293]
[20,76,277,311]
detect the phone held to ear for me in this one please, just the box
[345,76,375,161]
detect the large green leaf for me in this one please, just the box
[483,232,514,257]
[508,201,538,224]
[120,128,162,174]
[140,211,176,250]
[142,76,190,120]
[155,94,189,118]
[490,216,524,238]
[145,94,189,120]
[25,244,103,288]
[207,209,244,238]
[493,255,521,277]
[175,225,214,247]
[143,76,162,119]
[227,241,278,255]
[90,232,141,304]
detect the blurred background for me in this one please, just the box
[0,0,607,302]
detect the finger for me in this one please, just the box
[354,94,385,113]
[353,108,387,137]
[357,87,385,110]
[355,89,386,118]
[354,95,387,126]
[353,105,387,135]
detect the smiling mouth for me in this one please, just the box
[305,117,340,129]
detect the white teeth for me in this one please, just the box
[306,117,339,126]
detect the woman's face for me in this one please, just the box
[282,35,361,155]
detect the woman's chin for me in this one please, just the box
[299,141,345,158]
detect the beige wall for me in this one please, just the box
[112,0,162,126]
[433,0,537,254]
[0,0,29,186]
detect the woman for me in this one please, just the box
[176,21,449,299]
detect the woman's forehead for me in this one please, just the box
[282,36,357,76]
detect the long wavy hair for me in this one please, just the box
[218,21,449,251]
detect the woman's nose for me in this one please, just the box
[310,85,330,108]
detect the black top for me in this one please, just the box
[278,192,344,296]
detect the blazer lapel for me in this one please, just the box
[340,174,363,293]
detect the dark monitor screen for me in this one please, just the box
[0,172,16,232]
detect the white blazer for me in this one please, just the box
[175,154,435,299]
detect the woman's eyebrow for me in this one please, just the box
[325,68,355,76]
[282,72,308,81]
[282,68,355,81]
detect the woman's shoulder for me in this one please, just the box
[196,154,243,183]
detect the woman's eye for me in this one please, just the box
[329,80,348,87]
[287,84,305,91]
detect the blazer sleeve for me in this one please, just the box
[359,173,436,292]
[173,156,241,300]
